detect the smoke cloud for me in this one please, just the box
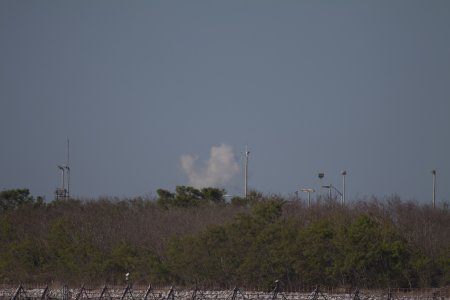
[180,144,240,188]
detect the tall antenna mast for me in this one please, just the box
[67,138,70,166]
[56,165,66,200]
[432,169,436,208]
[244,146,250,197]
[66,138,70,199]
[55,139,70,200]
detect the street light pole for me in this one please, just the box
[66,138,70,199]
[244,146,250,197]
[432,170,436,208]
[301,188,315,206]
[341,170,347,205]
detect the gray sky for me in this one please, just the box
[1,1,449,204]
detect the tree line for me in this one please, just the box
[0,188,448,289]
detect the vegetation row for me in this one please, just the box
[0,188,449,290]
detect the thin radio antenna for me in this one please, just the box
[244,146,250,197]
[66,138,70,199]
[55,139,71,200]
[67,138,70,166]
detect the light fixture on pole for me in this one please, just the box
[318,172,325,199]
[341,170,347,205]
[301,188,315,206]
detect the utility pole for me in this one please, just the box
[66,139,70,199]
[244,146,250,197]
[432,170,436,208]
[341,170,347,205]
[55,139,71,200]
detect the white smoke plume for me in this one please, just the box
[180,144,240,188]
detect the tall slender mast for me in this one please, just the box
[244,146,250,197]
[341,170,347,205]
[55,139,71,200]
[432,170,436,208]
[58,166,65,191]
[66,139,70,199]
[67,138,69,167]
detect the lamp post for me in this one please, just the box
[318,171,346,204]
[244,146,250,197]
[301,188,315,206]
[341,170,347,205]
[432,170,436,208]
[318,172,325,199]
